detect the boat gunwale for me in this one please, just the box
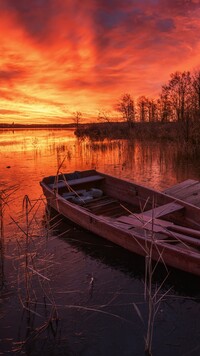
[40,169,200,218]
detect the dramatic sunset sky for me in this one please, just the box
[0,0,200,124]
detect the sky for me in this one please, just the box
[0,0,200,124]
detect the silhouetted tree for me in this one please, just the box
[137,97,159,122]
[137,96,147,122]
[158,93,172,122]
[73,111,82,129]
[161,71,192,122]
[147,99,158,122]
[116,93,135,126]
[192,70,200,120]
[97,110,111,124]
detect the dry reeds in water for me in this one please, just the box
[0,185,18,289]
[0,190,4,289]
[8,193,60,353]
[129,199,171,356]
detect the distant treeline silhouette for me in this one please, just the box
[74,69,200,143]
[115,70,200,125]
[0,123,75,129]
[76,69,200,144]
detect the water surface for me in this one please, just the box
[0,129,200,356]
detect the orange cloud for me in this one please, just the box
[0,0,200,123]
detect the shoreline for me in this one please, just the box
[0,123,75,129]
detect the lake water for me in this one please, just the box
[0,129,200,356]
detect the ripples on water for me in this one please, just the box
[0,129,200,356]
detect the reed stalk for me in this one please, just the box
[143,215,171,356]
[23,194,31,304]
[5,193,60,353]
[0,191,5,289]
[129,197,171,356]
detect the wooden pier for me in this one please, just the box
[163,179,200,207]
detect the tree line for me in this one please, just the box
[73,68,200,143]
[116,69,200,126]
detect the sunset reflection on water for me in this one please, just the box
[1,128,200,237]
[1,128,200,200]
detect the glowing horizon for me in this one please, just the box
[0,0,200,124]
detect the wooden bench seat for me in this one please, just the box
[49,175,104,189]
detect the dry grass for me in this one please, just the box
[0,185,18,289]
[2,192,61,353]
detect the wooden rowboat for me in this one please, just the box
[40,170,200,276]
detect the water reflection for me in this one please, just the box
[1,129,200,355]
[49,209,200,298]
[1,129,200,194]
[0,128,200,236]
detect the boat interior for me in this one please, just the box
[47,170,187,224]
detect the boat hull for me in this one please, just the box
[40,170,200,277]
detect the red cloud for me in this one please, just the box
[0,0,200,123]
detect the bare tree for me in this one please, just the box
[116,93,135,127]
[97,110,111,124]
[192,70,200,120]
[158,93,172,122]
[161,71,192,122]
[72,111,82,129]
[147,99,158,122]
[137,96,149,122]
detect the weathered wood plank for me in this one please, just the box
[142,202,184,218]
[117,215,169,232]
[171,183,200,200]
[49,175,104,189]
[93,205,124,217]
[87,199,118,210]
[129,214,174,227]
[168,225,200,239]
[163,180,200,208]
[164,179,199,196]
[117,215,200,248]
[183,194,200,206]
[85,196,116,208]
[164,231,200,248]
